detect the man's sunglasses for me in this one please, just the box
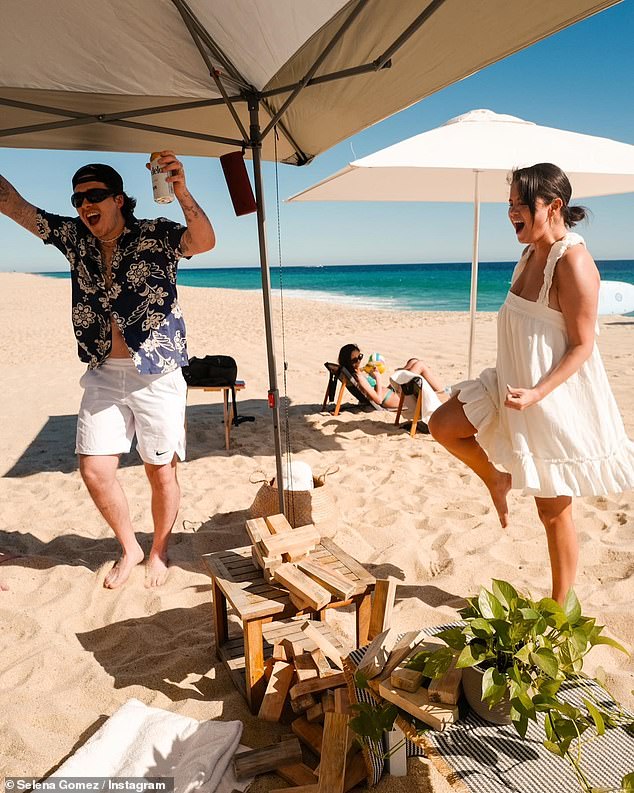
[71,188,116,208]
[351,353,364,364]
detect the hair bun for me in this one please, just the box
[565,205,587,227]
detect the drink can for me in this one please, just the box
[150,152,175,204]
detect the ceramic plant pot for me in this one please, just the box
[462,664,512,725]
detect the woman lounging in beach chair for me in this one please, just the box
[335,343,446,414]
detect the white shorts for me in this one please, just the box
[76,359,187,465]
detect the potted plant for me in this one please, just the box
[350,579,633,793]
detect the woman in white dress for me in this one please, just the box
[428,163,634,602]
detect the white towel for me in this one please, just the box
[390,369,442,422]
[54,698,251,793]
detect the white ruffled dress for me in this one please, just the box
[454,233,634,498]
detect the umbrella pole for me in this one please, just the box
[248,96,285,514]
[467,171,481,379]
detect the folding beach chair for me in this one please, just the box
[390,369,442,437]
[322,362,383,416]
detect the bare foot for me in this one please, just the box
[103,546,145,589]
[488,471,512,528]
[145,552,169,588]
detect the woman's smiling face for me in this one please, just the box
[508,182,551,244]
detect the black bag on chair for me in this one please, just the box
[182,356,254,427]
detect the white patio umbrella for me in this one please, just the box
[289,108,634,377]
[0,2,621,508]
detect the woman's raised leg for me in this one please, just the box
[534,496,577,603]
[428,395,512,527]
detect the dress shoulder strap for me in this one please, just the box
[537,232,585,305]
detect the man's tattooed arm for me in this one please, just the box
[0,174,39,237]
[177,190,215,256]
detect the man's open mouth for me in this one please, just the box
[85,210,101,227]
[514,221,525,233]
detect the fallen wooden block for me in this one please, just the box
[379,680,459,731]
[290,693,318,714]
[258,661,295,722]
[310,648,333,678]
[274,763,318,787]
[390,666,423,693]
[234,737,302,779]
[301,622,344,670]
[368,578,397,640]
[290,672,347,700]
[378,629,426,681]
[334,687,351,714]
[281,636,307,659]
[321,690,335,714]
[272,642,288,662]
[368,637,441,695]
[251,542,282,572]
[428,666,463,705]
[260,524,320,557]
[273,564,331,611]
[305,701,324,722]
[295,652,319,682]
[343,750,368,792]
[357,627,399,679]
[289,592,313,611]
[318,712,349,793]
[296,559,355,600]
[291,716,324,756]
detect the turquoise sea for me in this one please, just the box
[41,259,634,313]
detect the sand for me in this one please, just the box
[0,272,632,790]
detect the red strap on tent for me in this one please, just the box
[268,391,276,408]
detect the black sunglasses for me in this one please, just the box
[351,352,364,364]
[71,188,116,208]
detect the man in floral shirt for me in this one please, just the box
[0,153,215,588]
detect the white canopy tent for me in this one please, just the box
[1,1,621,507]
[289,108,634,377]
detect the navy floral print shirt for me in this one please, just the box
[36,210,189,374]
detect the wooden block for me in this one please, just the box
[290,672,347,700]
[265,513,295,534]
[378,630,426,682]
[428,667,463,705]
[282,637,306,659]
[368,578,397,640]
[310,649,333,678]
[295,652,319,682]
[273,564,331,611]
[334,687,350,714]
[305,702,324,722]
[386,727,407,776]
[357,627,399,679]
[261,525,320,557]
[270,786,318,793]
[290,693,317,714]
[275,764,318,787]
[321,691,335,713]
[251,542,282,571]
[272,642,288,662]
[296,559,356,600]
[245,516,273,544]
[290,592,312,611]
[286,550,310,562]
[378,680,459,731]
[318,712,349,793]
[259,661,295,722]
[343,750,368,791]
[291,716,324,756]
[390,666,423,693]
[234,737,302,779]
[301,622,344,670]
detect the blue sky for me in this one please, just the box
[1,2,632,272]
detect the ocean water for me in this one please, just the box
[40,259,634,313]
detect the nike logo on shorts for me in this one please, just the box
[155,450,169,456]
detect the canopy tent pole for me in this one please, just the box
[467,170,481,379]
[248,95,285,514]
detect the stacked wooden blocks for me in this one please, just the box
[246,515,355,609]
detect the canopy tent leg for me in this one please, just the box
[248,96,285,514]
[467,171,481,379]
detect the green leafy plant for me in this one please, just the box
[407,580,632,792]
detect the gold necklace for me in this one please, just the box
[98,231,122,244]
